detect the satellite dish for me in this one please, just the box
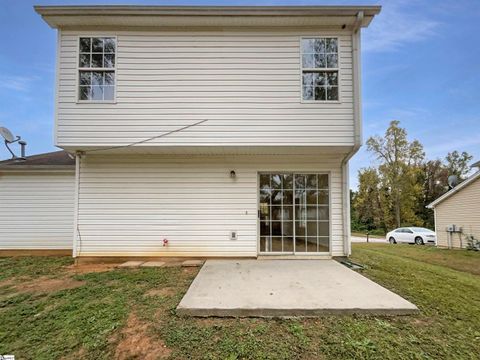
[448,175,458,189]
[0,126,26,160]
[0,127,15,143]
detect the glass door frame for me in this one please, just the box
[257,171,332,256]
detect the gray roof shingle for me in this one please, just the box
[0,150,75,169]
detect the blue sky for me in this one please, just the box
[0,0,479,188]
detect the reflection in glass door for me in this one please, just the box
[259,173,329,254]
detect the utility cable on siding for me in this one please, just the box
[73,119,207,257]
[81,119,208,154]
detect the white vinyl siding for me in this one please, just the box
[57,29,355,148]
[0,171,74,250]
[434,177,480,249]
[76,154,345,257]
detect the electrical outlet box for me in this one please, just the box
[446,224,462,233]
[230,231,238,240]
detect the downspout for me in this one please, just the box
[341,11,364,256]
[72,152,81,258]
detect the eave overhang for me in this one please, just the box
[34,5,381,29]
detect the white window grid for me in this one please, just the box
[78,36,116,102]
[259,173,330,254]
[301,37,339,102]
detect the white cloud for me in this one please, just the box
[425,136,480,158]
[363,0,440,52]
[0,75,39,92]
[389,106,431,119]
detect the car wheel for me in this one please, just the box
[389,237,396,244]
[415,236,424,245]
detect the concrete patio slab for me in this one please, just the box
[177,260,418,317]
[118,261,144,268]
[141,261,166,267]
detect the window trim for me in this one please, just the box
[76,35,117,104]
[299,36,341,104]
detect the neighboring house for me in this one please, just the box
[0,151,75,253]
[35,5,380,258]
[427,168,480,249]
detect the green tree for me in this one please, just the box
[350,189,361,231]
[353,120,474,233]
[353,168,384,231]
[444,150,473,181]
[366,120,425,228]
[416,159,449,228]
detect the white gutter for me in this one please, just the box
[341,11,364,256]
[72,152,81,258]
[34,5,382,17]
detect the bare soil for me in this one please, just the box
[65,263,118,274]
[114,313,171,360]
[182,267,198,275]
[144,287,176,298]
[0,278,16,288]
[14,277,85,294]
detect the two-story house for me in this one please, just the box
[35,5,380,259]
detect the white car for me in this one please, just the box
[386,227,437,245]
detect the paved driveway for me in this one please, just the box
[177,259,417,317]
[351,235,387,243]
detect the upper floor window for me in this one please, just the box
[301,38,339,101]
[78,37,116,101]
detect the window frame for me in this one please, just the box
[257,171,332,255]
[76,35,117,104]
[299,36,341,104]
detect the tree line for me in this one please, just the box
[351,120,473,235]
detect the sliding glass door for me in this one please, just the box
[259,173,329,254]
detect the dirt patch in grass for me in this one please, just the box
[144,287,176,297]
[0,278,16,288]
[197,317,229,327]
[182,267,199,275]
[114,313,171,360]
[410,317,434,327]
[14,276,85,294]
[65,263,117,274]
[60,347,86,360]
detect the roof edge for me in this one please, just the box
[427,171,480,208]
[35,5,381,29]
[0,165,75,171]
[34,5,382,16]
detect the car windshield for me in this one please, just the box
[410,227,433,233]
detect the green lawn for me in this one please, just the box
[1,245,479,359]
